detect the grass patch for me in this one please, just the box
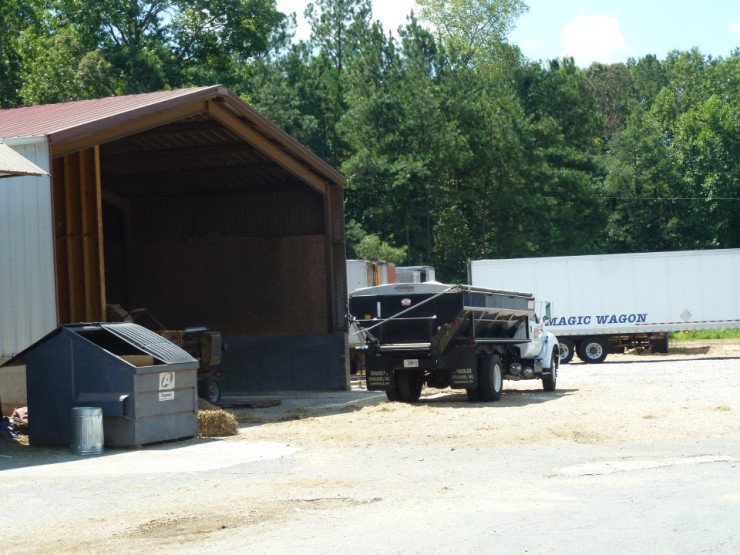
[669,329,740,341]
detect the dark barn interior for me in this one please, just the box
[47,87,348,392]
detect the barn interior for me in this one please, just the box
[48,92,348,391]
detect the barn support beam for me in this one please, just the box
[207,101,328,196]
[52,147,106,323]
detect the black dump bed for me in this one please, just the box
[348,283,535,353]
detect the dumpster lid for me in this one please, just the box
[99,323,197,364]
[1,323,197,368]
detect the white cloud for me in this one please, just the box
[731,21,740,35]
[560,14,630,66]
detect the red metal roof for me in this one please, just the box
[0,85,345,186]
[0,86,219,140]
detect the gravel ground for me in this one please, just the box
[1,340,739,554]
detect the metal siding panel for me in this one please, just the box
[0,142,57,358]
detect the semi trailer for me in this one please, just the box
[470,249,740,363]
[348,282,559,402]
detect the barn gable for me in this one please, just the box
[0,86,348,392]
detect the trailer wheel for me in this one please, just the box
[466,388,480,402]
[558,338,575,364]
[542,352,558,392]
[396,370,423,403]
[199,377,222,404]
[478,353,503,402]
[577,337,608,363]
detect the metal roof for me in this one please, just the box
[0,142,47,178]
[0,85,345,187]
[0,87,216,140]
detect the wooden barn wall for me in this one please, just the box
[115,186,328,336]
[52,148,106,323]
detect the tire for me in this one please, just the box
[396,370,423,403]
[577,337,609,363]
[558,338,575,364]
[478,353,503,402]
[199,377,222,404]
[466,388,480,402]
[542,351,558,392]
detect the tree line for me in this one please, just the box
[2,0,738,281]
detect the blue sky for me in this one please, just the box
[276,0,740,66]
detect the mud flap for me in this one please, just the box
[445,346,477,388]
[365,355,394,391]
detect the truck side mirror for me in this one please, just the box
[544,301,552,323]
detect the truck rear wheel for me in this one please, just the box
[478,353,503,402]
[395,370,423,403]
[558,338,575,364]
[577,337,608,363]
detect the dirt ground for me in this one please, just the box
[230,339,740,448]
[2,339,740,553]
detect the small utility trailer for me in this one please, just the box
[348,282,560,402]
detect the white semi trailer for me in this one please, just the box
[470,249,740,363]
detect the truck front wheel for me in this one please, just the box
[478,353,503,402]
[542,352,558,392]
[577,337,608,363]
[558,338,575,364]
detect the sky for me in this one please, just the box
[275,0,740,66]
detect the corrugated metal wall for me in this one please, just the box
[0,141,57,358]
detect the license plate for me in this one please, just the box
[403,359,419,368]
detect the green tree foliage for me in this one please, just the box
[18,27,121,104]
[8,0,284,102]
[0,0,45,107]
[5,1,738,281]
[416,0,526,68]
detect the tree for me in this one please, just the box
[585,62,632,141]
[50,0,285,93]
[671,95,740,248]
[417,0,526,71]
[0,0,44,107]
[517,58,607,256]
[603,106,682,252]
[18,26,121,105]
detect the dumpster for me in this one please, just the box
[0,323,199,448]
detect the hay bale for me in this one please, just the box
[198,398,219,411]
[198,409,238,437]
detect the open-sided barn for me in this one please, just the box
[0,85,349,392]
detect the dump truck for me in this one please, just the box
[470,249,740,363]
[348,282,559,402]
